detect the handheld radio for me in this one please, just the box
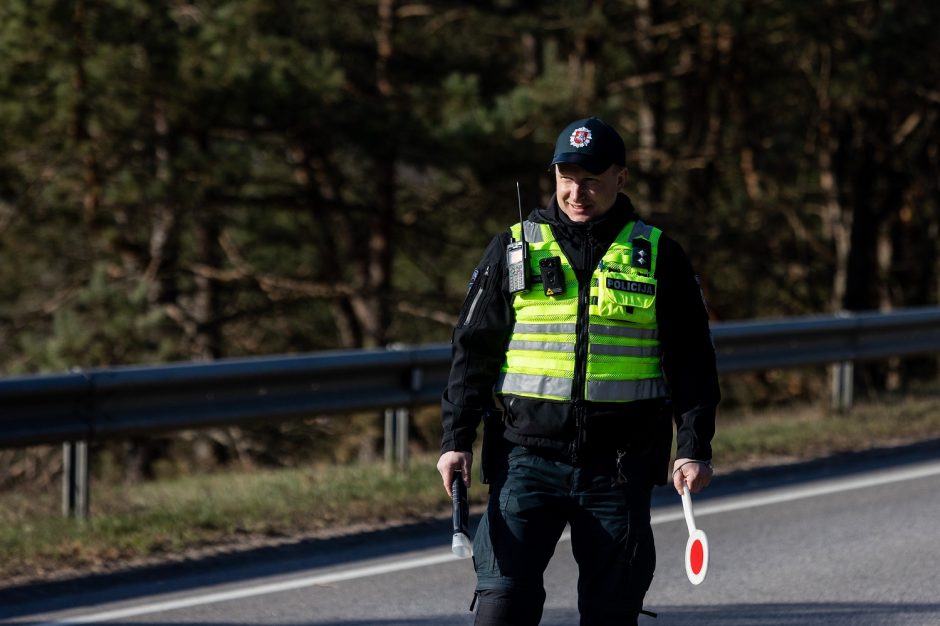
[507,182,530,294]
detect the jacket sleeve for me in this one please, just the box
[656,235,720,461]
[440,233,515,454]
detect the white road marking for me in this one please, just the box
[26,554,459,625]
[25,459,940,625]
[651,459,940,525]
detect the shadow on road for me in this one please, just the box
[631,602,940,626]
[533,602,940,626]
[2,438,938,622]
[10,601,940,625]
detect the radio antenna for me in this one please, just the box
[506,182,531,294]
[516,181,525,243]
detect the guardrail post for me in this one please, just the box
[62,440,89,519]
[395,407,409,469]
[383,363,421,470]
[830,361,854,413]
[384,407,410,470]
[384,408,395,468]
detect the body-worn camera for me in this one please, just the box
[539,256,566,296]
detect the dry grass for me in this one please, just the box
[1,388,939,587]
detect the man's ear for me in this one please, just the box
[617,166,629,190]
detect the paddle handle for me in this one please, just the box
[681,484,696,535]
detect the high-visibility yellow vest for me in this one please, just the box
[495,219,667,403]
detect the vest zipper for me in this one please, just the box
[569,226,599,462]
[461,265,490,327]
[571,264,592,463]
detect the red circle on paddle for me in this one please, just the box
[690,538,704,575]
[684,528,709,585]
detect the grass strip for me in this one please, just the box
[1,392,939,585]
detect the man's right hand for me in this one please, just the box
[672,458,713,495]
[437,451,473,497]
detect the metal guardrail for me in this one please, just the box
[710,307,940,372]
[3,307,940,450]
[0,345,451,449]
[1,306,939,516]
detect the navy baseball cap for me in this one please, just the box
[550,117,626,175]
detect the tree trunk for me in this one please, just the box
[348,0,398,348]
[192,214,221,360]
[633,0,666,209]
[815,44,851,313]
[145,100,179,308]
[842,139,877,312]
[71,0,100,222]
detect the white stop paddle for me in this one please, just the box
[681,483,709,585]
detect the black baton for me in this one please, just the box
[451,473,472,558]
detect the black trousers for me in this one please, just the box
[472,446,656,626]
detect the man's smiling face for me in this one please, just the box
[554,163,627,223]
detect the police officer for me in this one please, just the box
[437,117,720,625]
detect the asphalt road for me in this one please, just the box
[3,442,940,626]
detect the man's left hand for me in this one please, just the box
[673,458,713,495]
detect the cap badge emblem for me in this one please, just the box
[569,127,592,148]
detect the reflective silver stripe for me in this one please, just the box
[523,220,544,243]
[630,219,654,241]
[590,344,661,357]
[586,378,668,402]
[496,372,572,399]
[464,274,487,327]
[590,323,659,340]
[513,322,578,335]
[509,340,575,353]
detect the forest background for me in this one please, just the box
[1,0,939,485]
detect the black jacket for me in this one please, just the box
[440,193,720,484]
